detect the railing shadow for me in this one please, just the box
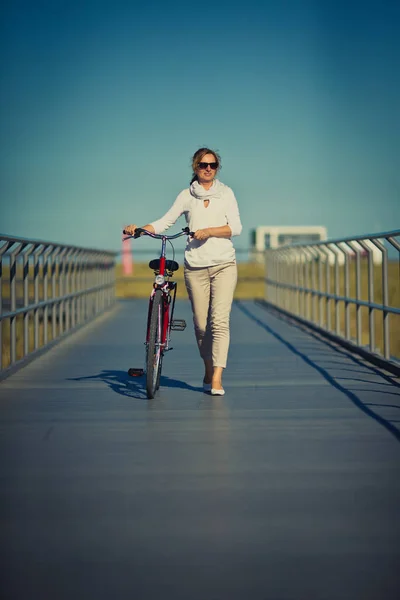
[235,300,400,443]
[255,300,400,390]
[67,370,202,400]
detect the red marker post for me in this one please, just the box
[122,235,133,276]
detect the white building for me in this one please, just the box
[250,226,382,264]
[251,226,327,252]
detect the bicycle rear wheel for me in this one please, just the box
[146,289,163,399]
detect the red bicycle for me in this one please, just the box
[125,226,193,398]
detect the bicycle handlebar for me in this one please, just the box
[124,227,194,240]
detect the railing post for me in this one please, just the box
[343,243,351,341]
[99,253,105,312]
[303,247,310,320]
[334,243,350,340]
[299,248,308,320]
[111,256,116,306]
[328,243,341,336]
[310,247,317,323]
[50,247,61,341]
[289,248,297,314]
[275,251,281,308]
[358,239,375,353]
[42,246,52,345]
[370,238,390,359]
[0,242,13,368]
[74,250,84,326]
[280,249,290,312]
[33,245,46,351]
[318,246,331,330]
[64,249,75,333]
[271,252,277,305]
[313,247,325,327]
[81,253,89,322]
[58,248,68,335]
[10,243,24,363]
[22,245,35,356]
[265,250,273,304]
[293,249,300,316]
[303,247,317,323]
[82,253,90,320]
[347,240,362,346]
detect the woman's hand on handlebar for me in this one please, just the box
[123,224,194,241]
[123,224,156,238]
[123,224,138,236]
[193,228,211,241]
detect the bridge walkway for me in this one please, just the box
[1,299,399,600]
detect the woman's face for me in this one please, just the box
[196,153,218,184]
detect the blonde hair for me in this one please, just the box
[190,147,221,184]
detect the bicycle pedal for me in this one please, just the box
[128,368,144,377]
[171,319,186,331]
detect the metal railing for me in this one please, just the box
[264,230,400,372]
[0,234,117,379]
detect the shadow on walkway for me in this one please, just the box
[235,300,400,443]
[67,370,202,400]
[254,300,400,390]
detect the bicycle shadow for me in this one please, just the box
[235,300,400,443]
[67,370,202,399]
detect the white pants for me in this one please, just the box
[184,261,237,368]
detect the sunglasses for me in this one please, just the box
[198,162,218,170]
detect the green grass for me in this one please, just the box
[115,261,266,300]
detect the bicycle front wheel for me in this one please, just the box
[146,289,163,399]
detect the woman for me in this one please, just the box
[124,147,242,395]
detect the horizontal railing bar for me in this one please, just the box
[3,240,263,259]
[0,283,114,321]
[0,233,117,257]
[265,278,400,314]
[270,229,399,251]
[387,237,400,252]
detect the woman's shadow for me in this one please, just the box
[67,370,202,399]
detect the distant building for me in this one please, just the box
[249,225,382,264]
[250,226,327,252]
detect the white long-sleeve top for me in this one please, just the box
[150,182,242,267]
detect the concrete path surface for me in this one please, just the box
[1,299,399,600]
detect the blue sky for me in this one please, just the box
[0,0,399,252]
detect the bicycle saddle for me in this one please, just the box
[149,259,179,272]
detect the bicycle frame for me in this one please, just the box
[127,227,192,352]
[145,279,173,351]
[124,226,192,396]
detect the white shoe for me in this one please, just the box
[211,388,225,396]
[203,382,212,393]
